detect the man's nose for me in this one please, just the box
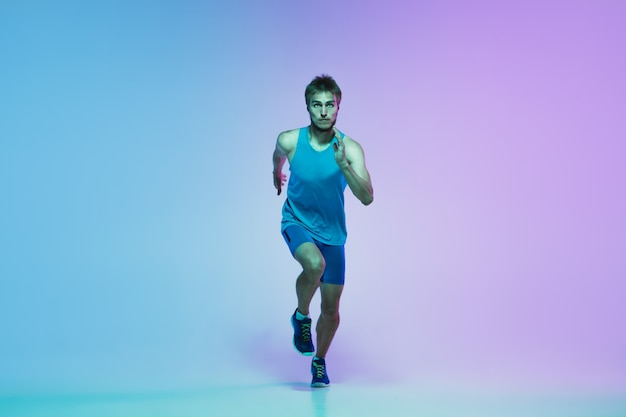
[321,106,327,116]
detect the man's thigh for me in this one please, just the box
[282,225,315,256]
[318,244,345,285]
[282,225,345,284]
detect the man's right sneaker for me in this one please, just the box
[311,357,330,387]
[291,309,314,356]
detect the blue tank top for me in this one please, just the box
[281,127,348,245]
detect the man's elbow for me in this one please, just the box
[361,194,374,206]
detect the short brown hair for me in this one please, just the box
[305,74,342,106]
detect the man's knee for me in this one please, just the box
[320,284,343,317]
[303,253,325,278]
[295,244,326,279]
[320,297,340,318]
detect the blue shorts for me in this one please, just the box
[282,225,345,285]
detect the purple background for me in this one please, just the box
[1,0,625,395]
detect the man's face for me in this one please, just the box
[307,91,339,132]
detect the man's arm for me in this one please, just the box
[333,129,374,205]
[272,130,297,195]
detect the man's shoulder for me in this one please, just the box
[340,134,367,162]
[277,128,302,151]
[342,134,363,150]
[278,128,302,139]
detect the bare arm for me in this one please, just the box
[333,128,374,205]
[272,130,297,195]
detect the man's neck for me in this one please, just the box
[309,124,334,145]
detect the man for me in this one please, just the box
[272,75,374,387]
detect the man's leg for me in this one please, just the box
[294,242,325,316]
[310,283,343,387]
[290,241,325,355]
[315,283,343,359]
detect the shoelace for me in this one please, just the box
[313,361,326,378]
[300,322,312,342]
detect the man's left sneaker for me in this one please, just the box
[311,357,330,388]
[291,309,315,356]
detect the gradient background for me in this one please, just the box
[1,0,625,405]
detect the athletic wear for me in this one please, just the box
[281,127,348,245]
[282,225,345,285]
[291,309,314,356]
[311,357,330,387]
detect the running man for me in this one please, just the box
[272,75,374,387]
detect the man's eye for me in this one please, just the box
[314,104,321,107]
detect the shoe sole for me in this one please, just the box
[292,340,314,356]
[311,382,330,388]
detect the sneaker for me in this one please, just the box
[291,309,314,356]
[311,357,330,387]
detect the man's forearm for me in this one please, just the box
[340,164,374,205]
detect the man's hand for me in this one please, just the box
[333,127,349,169]
[274,170,287,195]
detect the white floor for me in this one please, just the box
[2,333,624,417]
[2,378,625,417]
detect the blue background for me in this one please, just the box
[1,0,625,398]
